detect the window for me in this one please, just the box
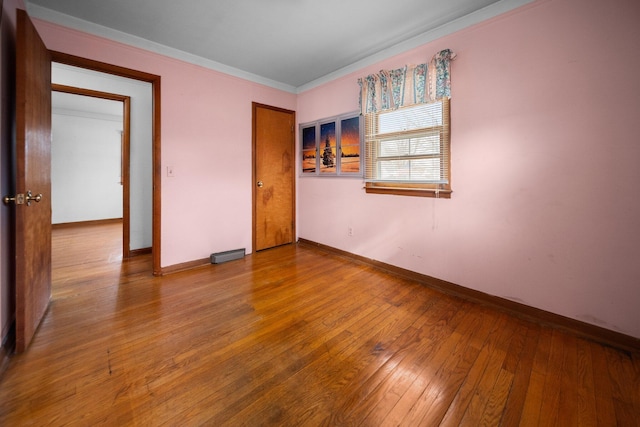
[358,48,455,197]
[300,112,363,177]
[364,98,450,197]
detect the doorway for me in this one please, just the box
[252,103,296,251]
[51,51,162,275]
[51,85,132,257]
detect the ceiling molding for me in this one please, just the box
[27,0,533,95]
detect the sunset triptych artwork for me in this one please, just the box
[300,113,362,176]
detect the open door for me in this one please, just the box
[252,103,295,251]
[12,9,52,352]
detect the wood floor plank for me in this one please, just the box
[0,222,638,425]
[590,343,618,426]
[537,330,566,426]
[575,338,598,427]
[499,323,540,426]
[518,326,553,426]
[556,333,579,427]
[480,368,515,425]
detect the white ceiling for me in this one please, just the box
[27,0,531,92]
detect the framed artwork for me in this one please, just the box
[299,112,362,177]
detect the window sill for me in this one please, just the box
[365,185,452,198]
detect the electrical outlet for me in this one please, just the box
[348,226,354,237]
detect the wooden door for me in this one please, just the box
[14,9,52,352]
[253,103,295,251]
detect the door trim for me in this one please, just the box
[51,84,133,258]
[50,51,162,275]
[251,102,296,252]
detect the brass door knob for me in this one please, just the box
[3,190,42,206]
[26,191,42,205]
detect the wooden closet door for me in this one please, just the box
[253,103,295,251]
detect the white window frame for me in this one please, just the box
[364,98,451,198]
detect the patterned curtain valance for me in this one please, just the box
[358,48,456,115]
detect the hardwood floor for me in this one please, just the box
[0,222,638,425]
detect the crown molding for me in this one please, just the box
[296,0,534,93]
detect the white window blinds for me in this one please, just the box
[365,98,450,188]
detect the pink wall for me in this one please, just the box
[297,0,640,338]
[32,19,297,268]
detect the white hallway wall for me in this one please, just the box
[51,104,123,224]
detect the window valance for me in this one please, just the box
[358,49,456,115]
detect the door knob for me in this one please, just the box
[3,190,42,206]
[25,191,42,206]
[257,181,263,188]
